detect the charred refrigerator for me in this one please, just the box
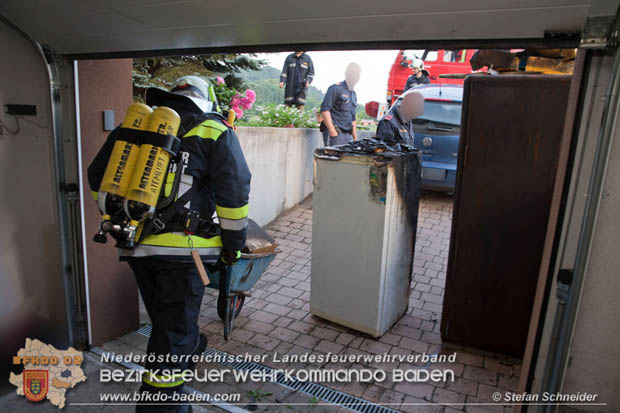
[311,142,421,337]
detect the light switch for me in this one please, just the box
[103,110,115,131]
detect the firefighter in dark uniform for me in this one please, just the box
[88,75,251,413]
[280,51,314,109]
[405,59,431,91]
[320,62,361,146]
[376,89,425,147]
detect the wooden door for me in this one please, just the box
[441,75,571,357]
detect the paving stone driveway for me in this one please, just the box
[196,192,520,413]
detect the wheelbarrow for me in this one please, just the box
[203,219,278,340]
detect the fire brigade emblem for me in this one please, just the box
[23,370,48,402]
[10,338,86,408]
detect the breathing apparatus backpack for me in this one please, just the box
[93,103,183,249]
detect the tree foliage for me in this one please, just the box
[132,54,266,101]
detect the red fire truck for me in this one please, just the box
[386,49,478,104]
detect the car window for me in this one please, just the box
[443,50,456,62]
[414,101,462,126]
[422,50,438,61]
[443,50,468,63]
[402,50,423,61]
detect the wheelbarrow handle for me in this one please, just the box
[218,262,231,298]
[223,295,239,340]
[218,264,235,341]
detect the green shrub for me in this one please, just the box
[239,104,319,128]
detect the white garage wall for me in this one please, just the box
[0,19,69,354]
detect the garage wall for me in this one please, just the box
[0,19,68,380]
[77,59,138,346]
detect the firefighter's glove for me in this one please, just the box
[220,249,241,266]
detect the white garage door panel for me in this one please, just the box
[0,0,595,55]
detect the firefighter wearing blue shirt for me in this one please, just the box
[88,76,251,413]
[320,63,361,146]
[376,90,425,147]
[279,51,314,109]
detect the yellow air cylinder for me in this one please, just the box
[123,106,181,228]
[97,103,152,218]
[227,109,236,126]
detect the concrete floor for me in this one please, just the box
[190,192,520,413]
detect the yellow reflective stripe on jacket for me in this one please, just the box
[91,191,98,201]
[140,232,223,248]
[216,204,249,220]
[163,172,175,198]
[186,119,227,140]
[143,371,184,388]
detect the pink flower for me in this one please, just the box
[230,93,242,107]
[245,89,256,102]
[228,91,253,115]
[240,97,253,110]
[216,77,225,85]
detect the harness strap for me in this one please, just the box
[114,129,181,156]
[138,182,204,242]
[163,213,221,238]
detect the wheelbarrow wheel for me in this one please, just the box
[217,294,245,321]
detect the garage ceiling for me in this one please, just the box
[0,0,616,57]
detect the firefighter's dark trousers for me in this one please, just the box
[127,258,205,413]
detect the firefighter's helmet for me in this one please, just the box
[170,75,213,112]
[411,59,424,70]
[146,75,213,113]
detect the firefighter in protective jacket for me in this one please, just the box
[404,58,431,90]
[280,51,314,109]
[88,75,251,413]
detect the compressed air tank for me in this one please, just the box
[97,103,152,219]
[123,106,181,224]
